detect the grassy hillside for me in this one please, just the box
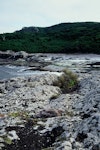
[0,22,100,53]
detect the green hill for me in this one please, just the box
[0,22,100,53]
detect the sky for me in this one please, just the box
[0,0,100,33]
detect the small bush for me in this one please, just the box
[53,69,78,93]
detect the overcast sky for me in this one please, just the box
[0,0,100,33]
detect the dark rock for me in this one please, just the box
[3,123,64,150]
[0,50,14,59]
[92,143,100,150]
[35,109,62,118]
[87,62,100,67]
[76,132,87,142]
[0,53,12,59]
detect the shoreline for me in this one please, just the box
[0,52,100,150]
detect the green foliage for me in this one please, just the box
[0,22,100,53]
[53,69,78,93]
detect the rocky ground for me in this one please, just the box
[0,51,100,150]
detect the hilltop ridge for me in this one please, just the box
[0,22,100,53]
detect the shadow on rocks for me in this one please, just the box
[3,119,64,150]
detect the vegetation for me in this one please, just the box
[0,22,100,53]
[8,111,29,120]
[53,69,78,93]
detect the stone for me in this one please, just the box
[35,109,62,118]
[0,53,100,150]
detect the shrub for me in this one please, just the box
[53,69,78,93]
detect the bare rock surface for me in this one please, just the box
[0,52,100,150]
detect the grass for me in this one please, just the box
[53,69,78,93]
[8,111,29,119]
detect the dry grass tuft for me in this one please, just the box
[53,69,78,93]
